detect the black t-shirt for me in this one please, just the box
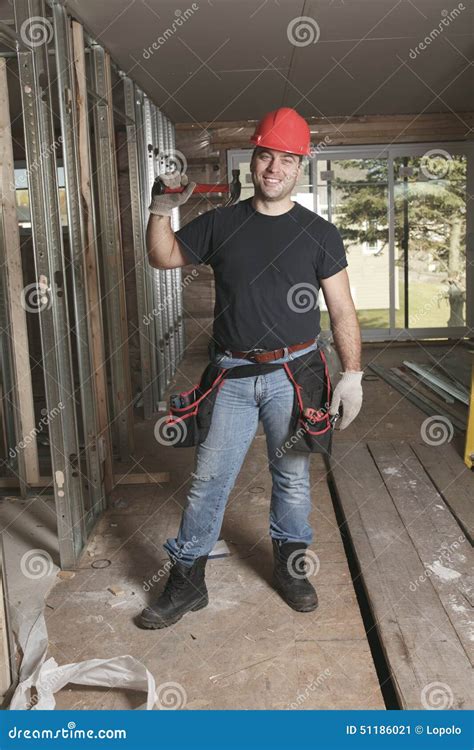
[176,197,348,351]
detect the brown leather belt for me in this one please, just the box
[221,338,316,364]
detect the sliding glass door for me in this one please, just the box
[313,143,472,340]
[393,152,468,331]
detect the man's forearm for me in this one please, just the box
[146,214,176,268]
[329,306,362,371]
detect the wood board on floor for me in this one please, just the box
[409,440,474,544]
[330,440,473,710]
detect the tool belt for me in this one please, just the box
[165,345,333,456]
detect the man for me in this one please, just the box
[138,107,362,630]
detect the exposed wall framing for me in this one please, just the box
[0,57,39,493]
[14,0,87,568]
[0,0,181,567]
[89,44,134,462]
[71,19,114,494]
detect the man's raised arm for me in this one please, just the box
[146,174,195,270]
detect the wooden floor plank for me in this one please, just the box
[330,442,473,709]
[368,441,473,664]
[410,441,474,544]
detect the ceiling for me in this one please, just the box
[1,0,473,125]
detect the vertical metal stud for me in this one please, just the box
[122,77,154,419]
[134,90,159,408]
[14,0,86,567]
[166,116,185,364]
[157,110,176,384]
[163,114,179,373]
[52,2,105,525]
[89,44,134,461]
[153,105,172,391]
[143,96,167,403]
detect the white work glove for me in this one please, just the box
[149,170,196,216]
[329,370,363,430]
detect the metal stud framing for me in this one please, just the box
[151,106,173,391]
[143,96,167,403]
[14,0,86,567]
[122,77,154,419]
[128,93,185,409]
[3,0,178,570]
[134,89,160,410]
[165,115,185,363]
[161,113,178,375]
[89,44,134,460]
[52,2,105,525]
[156,109,176,386]
[70,19,113,494]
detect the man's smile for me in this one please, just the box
[263,176,283,185]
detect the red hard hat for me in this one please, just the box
[250,107,311,156]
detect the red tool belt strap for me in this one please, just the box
[282,349,332,436]
[166,367,228,425]
[224,338,315,364]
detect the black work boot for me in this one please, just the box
[272,539,318,612]
[137,555,209,629]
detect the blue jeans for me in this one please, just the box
[163,342,318,565]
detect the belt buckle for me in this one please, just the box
[246,347,265,362]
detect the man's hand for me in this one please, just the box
[329,370,363,429]
[149,171,196,216]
